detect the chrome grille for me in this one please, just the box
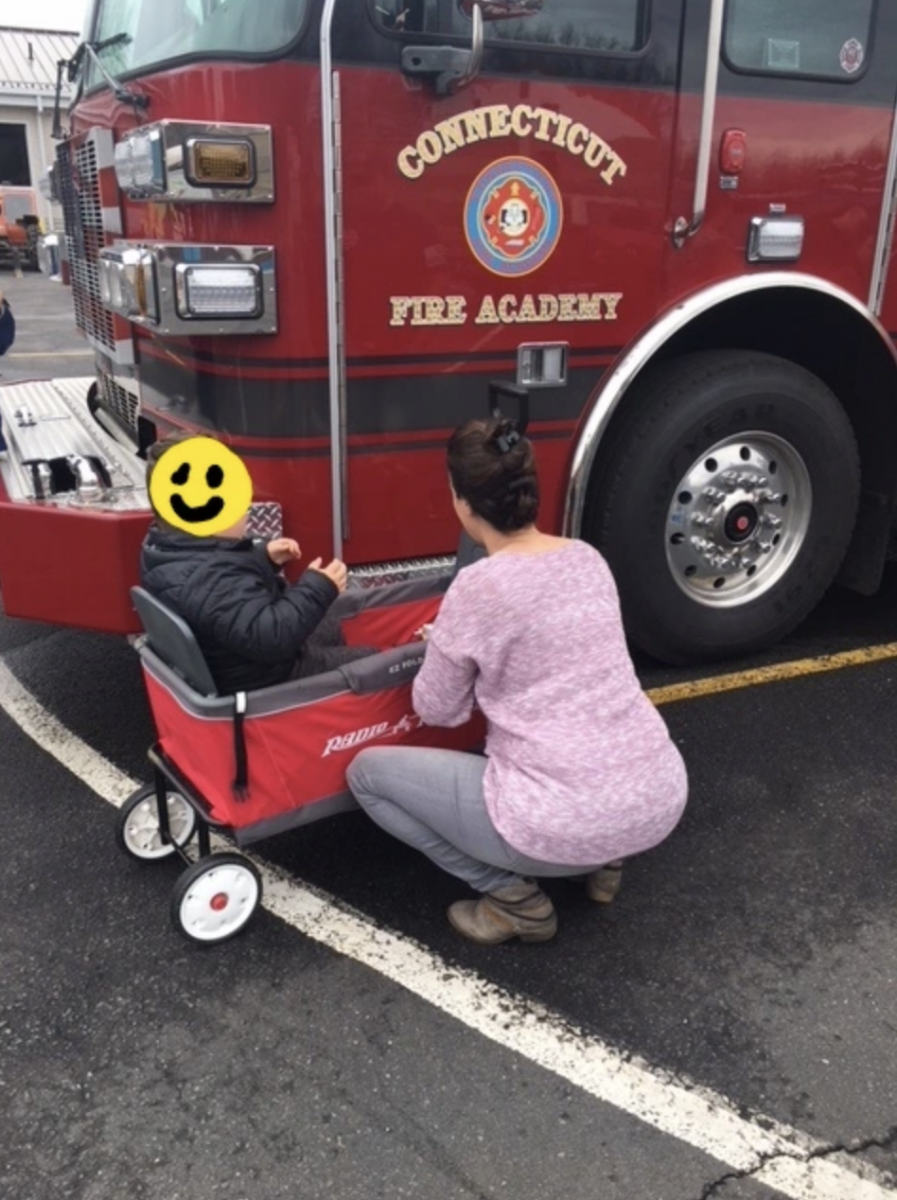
[56,138,115,353]
[97,369,138,432]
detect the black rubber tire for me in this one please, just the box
[586,350,860,664]
[171,853,262,944]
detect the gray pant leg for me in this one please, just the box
[347,746,599,893]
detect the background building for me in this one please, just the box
[0,25,79,232]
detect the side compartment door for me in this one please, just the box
[325,0,686,562]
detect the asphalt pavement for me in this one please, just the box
[0,268,895,1200]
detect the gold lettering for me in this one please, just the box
[424,297,447,324]
[399,107,628,182]
[558,294,578,321]
[551,114,573,148]
[434,116,468,155]
[417,131,443,166]
[460,108,489,143]
[583,133,609,170]
[390,296,414,326]
[397,146,423,180]
[532,107,555,142]
[575,294,603,321]
[445,295,467,324]
[498,294,518,323]
[486,104,513,138]
[475,295,500,325]
[566,123,589,156]
[390,295,469,326]
[600,157,627,186]
[510,104,534,138]
[393,292,622,328]
[517,294,539,322]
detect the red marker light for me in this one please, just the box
[720,129,747,175]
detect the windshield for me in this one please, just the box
[87,0,306,81]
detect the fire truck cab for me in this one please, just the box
[0,0,896,664]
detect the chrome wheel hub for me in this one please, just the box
[665,433,811,607]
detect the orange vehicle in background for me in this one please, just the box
[0,186,40,273]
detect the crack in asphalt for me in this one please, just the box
[696,1125,897,1199]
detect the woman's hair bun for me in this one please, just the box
[447,418,540,533]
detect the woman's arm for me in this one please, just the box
[411,572,481,727]
[412,639,477,728]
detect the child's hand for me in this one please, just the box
[267,537,301,566]
[308,557,348,593]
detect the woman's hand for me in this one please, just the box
[266,537,302,566]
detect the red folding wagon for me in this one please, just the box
[116,567,484,943]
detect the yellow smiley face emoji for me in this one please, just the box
[149,438,253,537]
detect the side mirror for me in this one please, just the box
[401,1,484,97]
[458,0,543,19]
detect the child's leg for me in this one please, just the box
[292,608,377,677]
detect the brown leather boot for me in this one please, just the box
[585,862,623,904]
[447,880,557,944]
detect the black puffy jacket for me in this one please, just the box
[140,526,338,693]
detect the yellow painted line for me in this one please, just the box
[647,641,897,706]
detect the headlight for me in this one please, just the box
[174,264,263,319]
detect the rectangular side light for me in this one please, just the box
[747,216,805,263]
[174,263,263,319]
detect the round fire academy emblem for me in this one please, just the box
[464,157,563,278]
[839,38,864,75]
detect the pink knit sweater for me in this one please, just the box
[412,540,687,866]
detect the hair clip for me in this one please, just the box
[495,428,521,454]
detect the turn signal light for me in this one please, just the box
[186,139,255,188]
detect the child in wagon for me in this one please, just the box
[140,433,375,693]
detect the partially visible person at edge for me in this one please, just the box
[347,417,688,945]
[0,289,15,454]
[139,433,376,693]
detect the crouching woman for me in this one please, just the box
[346,418,688,944]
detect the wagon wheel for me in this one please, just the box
[116,783,197,861]
[171,853,262,944]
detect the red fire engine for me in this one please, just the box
[0,0,895,665]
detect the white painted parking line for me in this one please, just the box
[0,655,892,1200]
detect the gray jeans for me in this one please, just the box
[346,746,605,893]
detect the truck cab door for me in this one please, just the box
[321,0,685,563]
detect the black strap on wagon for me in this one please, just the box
[232,691,249,801]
